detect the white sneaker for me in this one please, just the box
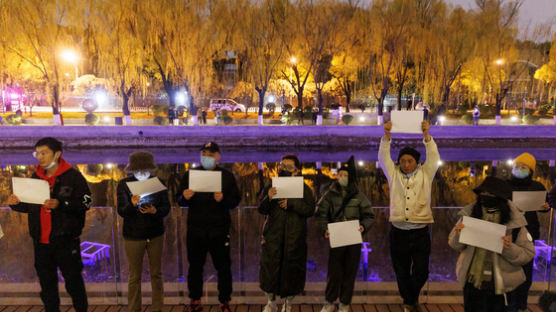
[338,304,349,312]
[263,302,278,312]
[281,302,291,312]
[320,303,335,312]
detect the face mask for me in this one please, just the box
[200,156,216,169]
[134,171,150,181]
[278,170,293,177]
[512,168,530,179]
[338,176,349,187]
[43,160,57,169]
[479,194,505,208]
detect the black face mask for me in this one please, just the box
[278,170,294,177]
[479,195,505,208]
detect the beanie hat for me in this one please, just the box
[339,156,357,185]
[473,176,512,200]
[125,151,156,172]
[397,147,421,163]
[514,152,536,172]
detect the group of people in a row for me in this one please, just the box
[5,120,556,312]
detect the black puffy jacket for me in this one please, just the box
[509,175,547,240]
[10,168,92,243]
[258,183,315,297]
[117,176,171,240]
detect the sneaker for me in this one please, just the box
[220,302,231,312]
[187,300,202,312]
[281,302,291,312]
[338,304,349,312]
[263,302,278,312]
[320,303,335,312]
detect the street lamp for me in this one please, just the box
[290,56,297,64]
[61,49,79,80]
[495,59,504,66]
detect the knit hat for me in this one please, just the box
[200,141,220,153]
[473,176,512,200]
[514,152,536,172]
[125,151,156,172]
[398,146,421,163]
[339,156,357,185]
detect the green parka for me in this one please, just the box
[258,183,315,297]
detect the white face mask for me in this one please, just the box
[133,171,150,181]
[43,160,57,169]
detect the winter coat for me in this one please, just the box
[378,137,440,224]
[549,183,556,209]
[508,175,547,240]
[177,166,241,232]
[117,176,171,240]
[316,181,374,237]
[258,183,315,297]
[10,167,92,243]
[448,202,535,294]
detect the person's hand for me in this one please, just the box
[268,187,277,200]
[44,199,59,210]
[131,195,141,207]
[422,120,431,141]
[503,235,511,249]
[139,204,157,214]
[278,199,287,209]
[454,223,465,235]
[384,121,392,140]
[359,225,364,233]
[214,192,224,202]
[324,230,330,239]
[183,189,195,200]
[543,202,550,211]
[7,194,20,206]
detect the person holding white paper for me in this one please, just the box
[177,142,241,312]
[506,152,549,312]
[448,177,535,312]
[258,154,315,312]
[378,120,439,312]
[116,151,170,312]
[316,156,374,312]
[7,137,91,312]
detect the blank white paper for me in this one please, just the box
[12,177,50,205]
[459,216,507,254]
[126,177,167,197]
[328,220,362,248]
[512,191,547,212]
[391,111,424,134]
[189,170,222,192]
[272,177,304,199]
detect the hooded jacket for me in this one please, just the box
[316,181,374,237]
[117,175,171,240]
[378,137,440,223]
[258,182,315,297]
[448,202,535,294]
[10,158,92,243]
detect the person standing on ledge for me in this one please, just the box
[378,120,440,312]
[8,137,92,312]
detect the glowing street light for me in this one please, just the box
[61,49,79,79]
[495,59,504,66]
[290,56,297,64]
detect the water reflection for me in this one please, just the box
[0,152,554,300]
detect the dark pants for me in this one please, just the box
[187,229,232,303]
[325,244,361,305]
[389,226,430,305]
[464,282,506,312]
[33,238,88,312]
[507,259,533,311]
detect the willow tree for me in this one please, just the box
[5,0,79,125]
[237,0,283,125]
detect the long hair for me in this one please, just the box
[470,197,511,225]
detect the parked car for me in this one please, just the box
[209,98,246,113]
